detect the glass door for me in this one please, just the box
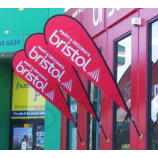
[107,10,139,149]
[114,34,131,150]
[139,8,158,149]
[90,84,101,150]
[148,15,158,150]
[67,96,77,150]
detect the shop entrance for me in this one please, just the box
[10,72,46,150]
[10,119,44,150]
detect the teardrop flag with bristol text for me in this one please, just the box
[44,15,128,112]
[12,50,75,123]
[24,34,97,119]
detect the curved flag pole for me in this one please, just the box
[72,68,110,142]
[74,123,84,145]
[31,32,110,142]
[43,14,142,140]
[98,121,109,142]
[120,98,143,139]
[12,49,84,144]
[128,111,143,139]
[58,92,84,145]
[116,113,129,138]
[23,33,85,145]
[24,33,107,143]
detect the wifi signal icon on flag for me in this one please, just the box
[61,79,72,92]
[87,68,100,82]
[45,90,55,101]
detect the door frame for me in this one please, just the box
[139,8,158,150]
[107,11,140,150]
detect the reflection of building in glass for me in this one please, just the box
[152,60,158,122]
[116,35,131,150]
[118,45,125,67]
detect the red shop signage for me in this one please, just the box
[65,8,106,37]
[106,8,138,28]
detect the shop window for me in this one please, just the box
[149,19,158,150]
[114,35,131,150]
[36,124,45,150]
[67,96,77,150]
[91,84,101,150]
[12,123,33,150]
[89,48,102,150]
[12,121,44,150]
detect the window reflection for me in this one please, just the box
[68,96,77,150]
[91,84,101,150]
[151,20,158,150]
[36,124,44,150]
[116,35,131,150]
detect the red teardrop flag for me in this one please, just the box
[44,15,128,112]
[24,34,97,119]
[12,50,75,123]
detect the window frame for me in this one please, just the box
[113,32,132,150]
[147,16,158,150]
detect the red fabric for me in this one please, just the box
[13,50,75,123]
[44,15,127,112]
[24,34,96,119]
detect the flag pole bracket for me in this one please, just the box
[81,141,84,146]
[140,134,143,140]
[106,138,110,143]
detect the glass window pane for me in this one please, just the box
[68,96,77,150]
[12,124,33,150]
[116,35,131,150]
[36,124,45,150]
[151,20,158,150]
[91,84,101,150]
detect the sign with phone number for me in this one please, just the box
[0,39,21,46]
[0,34,25,53]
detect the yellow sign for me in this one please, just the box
[24,124,30,128]
[121,144,130,150]
[18,8,24,11]
[11,73,45,119]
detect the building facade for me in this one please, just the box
[61,8,158,150]
[1,8,158,150]
[0,8,64,150]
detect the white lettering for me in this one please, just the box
[16,61,24,73]
[28,45,65,82]
[108,8,120,17]
[49,30,92,72]
[93,8,102,26]
[72,8,85,18]
[15,62,48,92]
[49,30,60,45]
[29,46,38,59]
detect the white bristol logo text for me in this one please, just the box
[49,30,91,72]
[16,61,48,92]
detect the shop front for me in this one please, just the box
[62,8,158,150]
[10,73,45,150]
